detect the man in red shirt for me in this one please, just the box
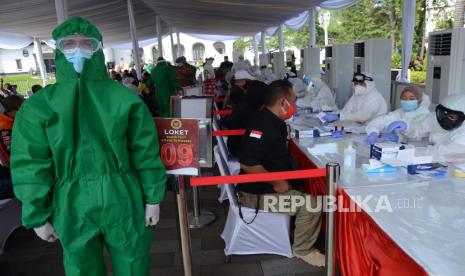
[0,95,23,199]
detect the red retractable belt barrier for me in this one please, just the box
[213,109,233,116]
[212,129,246,137]
[190,168,326,186]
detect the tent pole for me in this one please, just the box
[170,28,176,62]
[156,16,164,59]
[33,38,48,87]
[127,0,142,80]
[54,0,68,24]
[278,25,284,52]
[253,33,259,66]
[176,31,181,58]
[400,0,416,83]
[309,8,316,48]
[261,30,268,65]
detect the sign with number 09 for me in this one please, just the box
[155,118,199,176]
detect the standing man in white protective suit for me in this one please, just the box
[397,94,465,163]
[321,72,387,124]
[296,75,337,112]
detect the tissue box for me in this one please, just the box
[370,142,406,161]
[183,86,202,96]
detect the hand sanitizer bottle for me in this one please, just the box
[343,143,357,170]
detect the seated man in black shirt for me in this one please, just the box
[236,80,324,267]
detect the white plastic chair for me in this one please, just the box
[0,199,22,254]
[214,146,293,259]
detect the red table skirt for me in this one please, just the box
[288,139,427,276]
[288,140,326,195]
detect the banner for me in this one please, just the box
[155,118,199,176]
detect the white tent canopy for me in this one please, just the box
[0,0,359,49]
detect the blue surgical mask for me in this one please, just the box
[400,100,419,112]
[64,48,93,73]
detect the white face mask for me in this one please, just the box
[354,85,367,95]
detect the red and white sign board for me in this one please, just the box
[155,118,199,176]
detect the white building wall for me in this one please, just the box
[0,46,38,74]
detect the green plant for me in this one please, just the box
[391,52,402,69]
[410,71,426,84]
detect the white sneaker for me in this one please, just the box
[293,249,326,267]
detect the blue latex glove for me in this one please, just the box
[387,120,408,133]
[323,113,339,123]
[381,132,400,142]
[332,130,344,138]
[365,132,379,145]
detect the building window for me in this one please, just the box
[15,59,23,70]
[213,42,225,54]
[173,44,185,58]
[192,43,205,61]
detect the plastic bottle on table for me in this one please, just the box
[343,142,357,170]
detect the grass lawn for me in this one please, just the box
[1,74,55,95]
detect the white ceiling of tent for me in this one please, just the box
[0,0,169,45]
[141,0,324,35]
[0,0,324,45]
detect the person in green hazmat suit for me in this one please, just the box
[150,57,182,117]
[10,17,167,276]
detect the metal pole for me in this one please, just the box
[54,0,68,24]
[188,174,216,228]
[156,15,164,59]
[33,38,48,86]
[176,31,181,58]
[325,163,340,276]
[170,28,176,62]
[127,0,142,80]
[278,24,284,52]
[309,8,316,48]
[176,175,193,276]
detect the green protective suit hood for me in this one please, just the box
[11,17,166,275]
[52,17,108,81]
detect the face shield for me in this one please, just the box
[436,104,465,131]
[56,35,102,55]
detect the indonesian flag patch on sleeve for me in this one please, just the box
[249,130,263,139]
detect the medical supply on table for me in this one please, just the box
[362,159,398,173]
[370,142,406,161]
[453,169,465,178]
[295,127,332,139]
[331,126,345,138]
[343,143,357,170]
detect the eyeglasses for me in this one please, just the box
[56,35,102,54]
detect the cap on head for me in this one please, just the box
[401,85,423,102]
[52,17,102,42]
[224,56,229,60]
[441,94,465,114]
[234,70,255,80]
[157,57,165,61]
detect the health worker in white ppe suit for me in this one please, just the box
[396,94,465,163]
[296,75,337,112]
[322,72,387,124]
[365,85,431,144]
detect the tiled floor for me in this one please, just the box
[0,173,325,276]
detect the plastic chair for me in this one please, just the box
[214,146,293,259]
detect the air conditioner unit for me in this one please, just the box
[300,47,321,77]
[271,52,285,77]
[324,44,354,109]
[353,39,392,105]
[426,28,465,105]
